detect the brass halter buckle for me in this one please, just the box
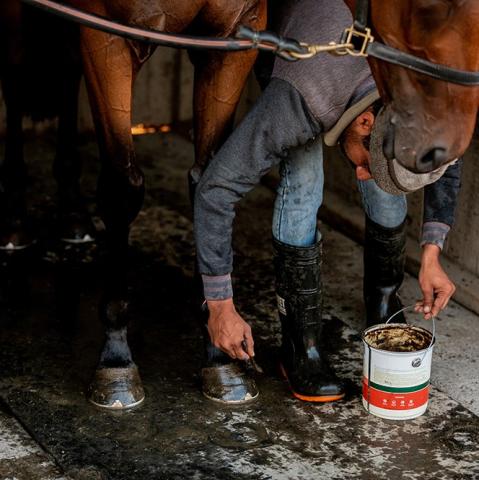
[342,25,374,57]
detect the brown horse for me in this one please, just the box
[345,0,479,174]
[68,0,266,409]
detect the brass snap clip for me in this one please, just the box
[289,41,355,60]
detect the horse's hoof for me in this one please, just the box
[0,228,35,251]
[202,363,259,404]
[59,213,96,244]
[88,365,145,410]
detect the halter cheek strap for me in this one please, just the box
[354,0,370,33]
[367,42,479,87]
[350,0,479,86]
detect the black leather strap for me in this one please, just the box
[21,0,479,84]
[353,0,369,32]
[236,26,306,61]
[367,41,479,86]
[352,0,479,85]
[20,0,305,59]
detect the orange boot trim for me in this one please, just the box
[279,364,345,403]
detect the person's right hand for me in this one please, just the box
[415,243,456,320]
[207,298,254,361]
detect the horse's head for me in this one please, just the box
[365,0,479,174]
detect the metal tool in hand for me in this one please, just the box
[241,341,264,374]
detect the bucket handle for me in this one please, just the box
[365,304,436,415]
[385,304,436,352]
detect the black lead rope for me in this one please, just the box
[20,0,479,86]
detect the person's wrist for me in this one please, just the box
[207,297,235,313]
[422,243,441,264]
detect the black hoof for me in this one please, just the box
[0,226,35,251]
[202,363,259,404]
[88,365,145,410]
[59,213,96,244]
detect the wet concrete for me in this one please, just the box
[0,407,67,480]
[0,131,479,479]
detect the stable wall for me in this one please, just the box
[0,48,194,135]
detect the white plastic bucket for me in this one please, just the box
[362,307,435,420]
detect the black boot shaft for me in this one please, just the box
[273,237,323,340]
[273,236,344,400]
[364,217,406,286]
[364,217,406,326]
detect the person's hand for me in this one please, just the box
[207,298,254,360]
[415,244,456,320]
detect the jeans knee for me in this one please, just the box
[273,141,324,246]
[359,179,407,228]
[366,195,407,228]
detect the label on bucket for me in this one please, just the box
[372,367,429,388]
[362,378,429,411]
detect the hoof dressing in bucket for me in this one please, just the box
[362,312,435,420]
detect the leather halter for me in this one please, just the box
[351,0,479,86]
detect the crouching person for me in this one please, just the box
[194,0,460,404]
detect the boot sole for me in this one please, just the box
[279,364,345,403]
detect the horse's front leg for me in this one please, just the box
[80,22,146,409]
[189,48,261,181]
[190,47,265,403]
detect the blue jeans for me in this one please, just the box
[272,137,407,246]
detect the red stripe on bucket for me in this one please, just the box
[362,379,429,410]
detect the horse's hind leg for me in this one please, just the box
[53,52,95,244]
[0,1,31,249]
[80,22,146,409]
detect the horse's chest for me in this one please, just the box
[104,0,205,33]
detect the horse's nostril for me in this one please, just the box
[416,148,447,172]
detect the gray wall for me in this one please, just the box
[0,46,260,135]
[0,48,194,136]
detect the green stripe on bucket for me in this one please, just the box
[369,380,429,393]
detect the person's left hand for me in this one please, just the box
[415,244,456,320]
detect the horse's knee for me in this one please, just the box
[101,161,145,192]
[97,163,145,227]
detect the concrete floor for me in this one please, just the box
[0,132,478,479]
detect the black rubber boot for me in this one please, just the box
[363,217,407,327]
[273,236,345,402]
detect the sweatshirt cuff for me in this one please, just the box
[421,221,451,251]
[202,274,233,300]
